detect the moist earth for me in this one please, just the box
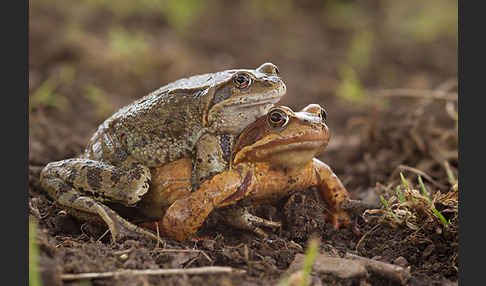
[29,1,458,285]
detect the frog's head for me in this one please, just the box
[204,63,286,134]
[232,104,330,170]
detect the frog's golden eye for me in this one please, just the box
[267,108,289,128]
[234,73,252,89]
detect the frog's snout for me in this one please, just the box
[278,80,287,93]
[266,77,286,95]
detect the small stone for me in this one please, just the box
[393,256,409,267]
[286,270,322,286]
[286,253,367,280]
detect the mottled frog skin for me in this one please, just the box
[40,63,286,242]
[143,104,351,242]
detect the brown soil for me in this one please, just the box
[29,1,458,285]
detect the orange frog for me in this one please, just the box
[140,104,351,242]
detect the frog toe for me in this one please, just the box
[99,205,164,244]
[218,206,281,238]
[110,225,163,245]
[328,210,351,229]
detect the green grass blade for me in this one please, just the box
[444,161,457,185]
[431,207,450,226]
[400,172,409,189]
[380,195,402,223]
[300,238,320,286]
[29,218,43,286]
[380,195,389,208]
[396,186,406,202]
[417,176,431,202]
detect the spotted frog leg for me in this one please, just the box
[40,158,163,243]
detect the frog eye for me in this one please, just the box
[320,108,327,122]
[267,108,289,128]
[234,73,252,89]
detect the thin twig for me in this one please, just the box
[183,255,201,269]
[157,249,213,262]
[372,89,458,101]
[443,161,457,186]
[341,199,380,213]
[96,229,110,243]
[355,224,380,253]
[112,248,134,255]
[61,266,245,281]
[345,253,411,285]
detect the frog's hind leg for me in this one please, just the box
[40,159,162,243]
[42,158,152,205]
[56,183,161,242]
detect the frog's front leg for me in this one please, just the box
[40,158,162,243]
[310,158,351,229]
[160,169,253,242]
[191,134,234,189]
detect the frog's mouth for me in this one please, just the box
[206,89,285,134]
[233,138,328,167]
[256,134,329,153]
[226,92,283,109]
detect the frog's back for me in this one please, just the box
[150,71,232,94]
[83,87,206,167]
[81,67,260,166]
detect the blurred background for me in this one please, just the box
[29,0,458,196]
